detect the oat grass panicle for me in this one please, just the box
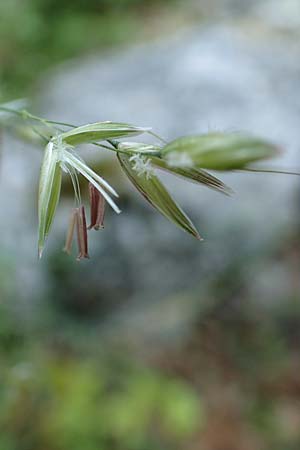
[0,99,298,260]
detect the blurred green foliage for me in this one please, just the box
[1,263,300,450]
[0,348,201,450]
[0,0,177,99]
[1,2,300,448]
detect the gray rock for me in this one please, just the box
[2,24,300,340]
[189,0,300,30]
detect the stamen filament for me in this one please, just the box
[63,152,121,213]
[64,151,119,197]
[63,209,77,254]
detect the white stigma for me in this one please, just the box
[129,154,154,179]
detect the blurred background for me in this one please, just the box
[1,1,300,449]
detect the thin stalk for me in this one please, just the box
[148,130,167,144]
[0,105,23,116]
[31,126,49,143]
[106,138,161,157]
[240,167,300,176]
[0,107,145,154]
[0,106,162,156]
[0,106,75,129]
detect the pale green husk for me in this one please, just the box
[150,157,233,196]
[38,142,62,257]
[118,153,201,240]
[61,122,150,146]
[162,132,279,170]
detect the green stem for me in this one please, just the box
[1,106,162,156]
[240,167,300,176]
[0,105,21,116]
[148,130,167,144]
[31,126,49,142]
[0,106,75,129]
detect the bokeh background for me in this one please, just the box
[1,1,300,449]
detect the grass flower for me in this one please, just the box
[1,102,288,260]
[129,154,154,179]
[38,136,120,258]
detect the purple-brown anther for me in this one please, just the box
[76,205,89,260]
[88,182,106,230]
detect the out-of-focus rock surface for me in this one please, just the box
[1,4,300,341]
[191,0,300,30]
